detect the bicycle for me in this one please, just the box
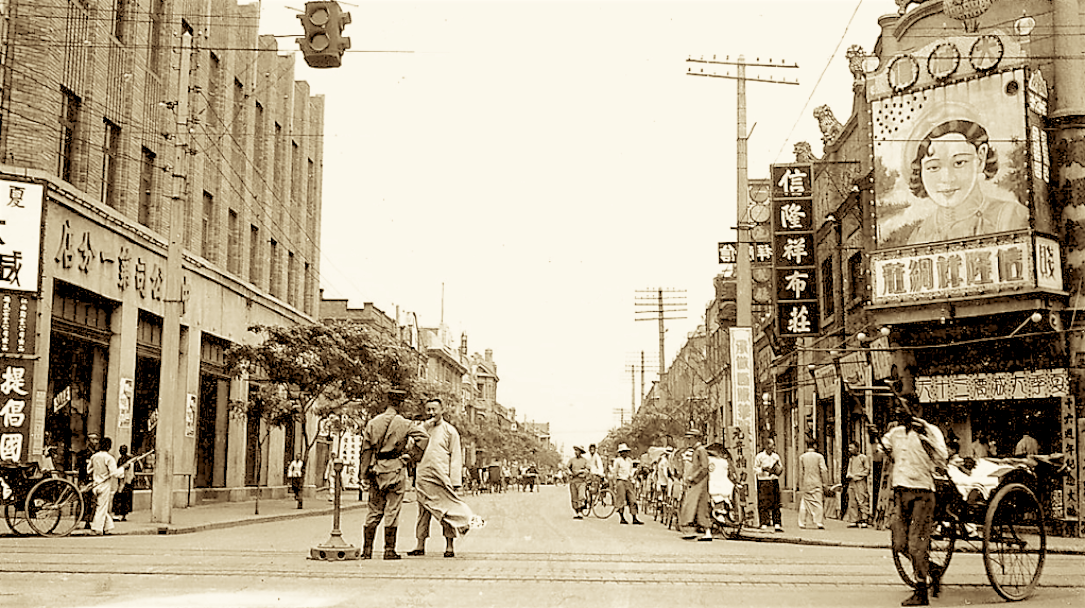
[579,477,615,519]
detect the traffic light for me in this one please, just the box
[297,1,351,69]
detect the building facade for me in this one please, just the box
[0,0,324,509]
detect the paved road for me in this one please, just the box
[1,486,1082,607]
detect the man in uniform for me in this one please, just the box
[359,388,429,560]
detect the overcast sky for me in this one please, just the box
[256,0,890,456]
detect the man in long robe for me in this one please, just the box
[679,429,712,541]
[359,388,429,560]
[408,398,475,558]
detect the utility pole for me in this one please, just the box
[686,54,797,530]
[625,350,658,416]
[634,288,686,378]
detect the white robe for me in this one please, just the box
[415,419,474,537]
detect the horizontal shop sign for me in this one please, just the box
[915,368,1068,403]
[870,232,1063,305]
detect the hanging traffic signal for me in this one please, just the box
[297,1,351,69]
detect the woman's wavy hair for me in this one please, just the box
[909,119,998,198]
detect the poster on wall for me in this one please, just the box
[118,378,133,429]
[0,179,44,294]
[185,394,197,438]
[873,68,1031,249]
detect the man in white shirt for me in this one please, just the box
[88,437,124,535]
[754,438,783,532]
[611,444,643,525]
[876,401,948,606]
[588,444,605,497]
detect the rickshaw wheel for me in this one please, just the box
[592,489,616,519]
[983,483,1045,601]
[892,517,958,588]
[4,503,33,536]
[25,478,83,537]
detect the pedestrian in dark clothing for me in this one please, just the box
[113,445,134,521]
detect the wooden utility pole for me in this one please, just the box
[634,288,686,378]
[685,54,797,529]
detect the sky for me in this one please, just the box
[255,0,891,456]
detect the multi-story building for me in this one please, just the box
[0,0,324,510]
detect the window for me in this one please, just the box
[254,102,265,176]
[102,119,120,208]
[249,225,260,285]
[201,191,215,260]
[227,209,240,275]
[269,239,280,297]
[303,262,312,315]
[848,252,865,303]
[291,141,301,202]
[821,257,834,318]
[232,79,244,167]
[273,122,283,198]
[149,0,166,75]
[138,147,155,227]
[59,89,81,183]
[287,251,296,307]
[112,0,129,42]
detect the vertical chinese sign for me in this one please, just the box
[771,163,818,336]
[0,179,44,463]
[729,327,758,525]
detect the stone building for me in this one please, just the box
[0,0,324,511]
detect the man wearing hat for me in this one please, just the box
[611,444,643,525]
[679,428,712,541]
[567,446,591,518]
[359,388,429,560]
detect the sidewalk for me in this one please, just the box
[84,490,366,536]
[738,506,1085,555]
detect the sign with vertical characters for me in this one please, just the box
[0,179,44,294]
[1059,397,1078,522]
[771,163,818,336]
[729,327,758,525]
[0,360,33,462]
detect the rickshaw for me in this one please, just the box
[891,453,1067,601]
[707,443,744,539]
[1,460,84,537]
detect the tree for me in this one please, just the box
[229,384,295,514]
[225,321,419,496]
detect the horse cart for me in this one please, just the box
[1,460,84,537]
[891,453,1068,602]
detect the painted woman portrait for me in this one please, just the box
[905,119,1028,245]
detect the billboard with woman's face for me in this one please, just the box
[873,69,1031,248]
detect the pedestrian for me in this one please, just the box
[588,444,605,497]
[525,464,538,492]
[567,446,590,518]
[754,438,784,532]
[679,428,712,541]
[358,388,429,560]
[845,441,871,528]
[611,444,644,525]
[874,400,949,606]
[76,433,100,529]
[88,437,124,535]
[409,398,477,559]
[113,445,134,522]
[797,440,829,530]
[324,451,339,502]
[287,453,305,509]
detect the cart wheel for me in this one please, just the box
[983,483,1045,601]
[25,478,83,537]
[593,489,616,519]
[892,517,958,588]
[4,503,33,536]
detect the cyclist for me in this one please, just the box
[568,446,591,519]
[588,444,605,498]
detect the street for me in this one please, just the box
[1,486,1083,608]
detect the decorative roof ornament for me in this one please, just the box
[814,105,844,147]
[944,0,995,33]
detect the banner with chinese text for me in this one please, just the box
[771,163,818,336]
[915,368,1069,403]
[0,179,44,294]
[729,327,758,525]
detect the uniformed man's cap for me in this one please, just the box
[388,388,407,400]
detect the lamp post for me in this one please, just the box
[310,459,360,560]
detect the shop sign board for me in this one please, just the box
[0,179,45,294]
[0,359,33,462]
[915,368,1069,403]
[1058,397,1077,522]
[771,163,818,336]
[729,327,758,525]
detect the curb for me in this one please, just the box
[117,502,368,536]
[736,530,1085,555]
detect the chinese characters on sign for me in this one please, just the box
[771,163,818,336]
[0,362,32,462]
[0,294,35,356]
[0,179,44,294]
[1059,397,1077,521]
[729,327,758,524]
[914,368,1069,403]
